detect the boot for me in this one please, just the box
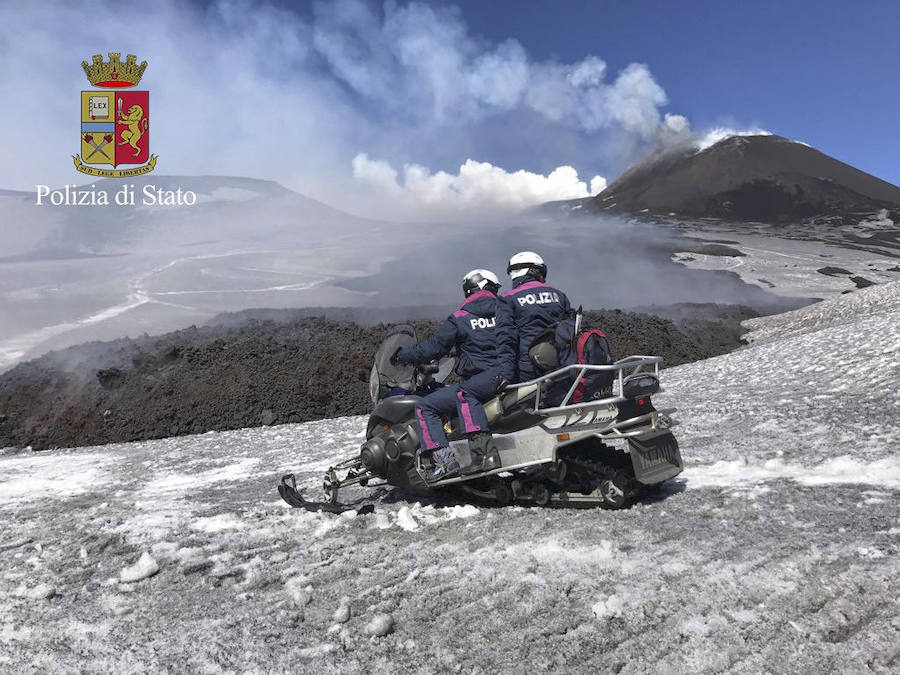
[462,433,501,475]
[426,458,460,483]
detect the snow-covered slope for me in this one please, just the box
[741,279,900,345]
[1,284,899,672]
[659,280,900,471]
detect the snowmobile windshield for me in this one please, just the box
[369,326,457,403]
[371,326,417,403]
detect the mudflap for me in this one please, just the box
[278,474,375,515]
[627,432,683,485]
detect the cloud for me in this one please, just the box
[0,0,691,217]
[352,154,605,217]
[351,154,403,196]
[591,175,609,196]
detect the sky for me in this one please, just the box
[0,0,897,219]
[445,0,900,184]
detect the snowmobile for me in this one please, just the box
[278,325,682,511]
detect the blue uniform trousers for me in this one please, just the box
[414,368,501,454]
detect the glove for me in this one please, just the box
[492,374,509,394]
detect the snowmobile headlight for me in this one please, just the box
[622,373,660,399]
[360,437,387,474]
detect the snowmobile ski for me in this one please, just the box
[278,474,375,515]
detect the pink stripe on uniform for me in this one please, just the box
[461,290,495,306]
[502,280,548,297]
[415,406,441,450]
[456,389,482,433]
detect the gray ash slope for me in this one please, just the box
[0,304,757,451]
[0,282,898,673]
[554,135,900,225]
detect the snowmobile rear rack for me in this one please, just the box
[506,355,665,416]
[543,407,677,437]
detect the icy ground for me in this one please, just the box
[672,232,900,299]
[1,285,899,673]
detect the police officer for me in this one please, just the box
[501,251,575,382]
[395,269,516,481]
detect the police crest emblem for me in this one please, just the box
[74,53,157,177]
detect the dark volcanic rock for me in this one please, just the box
[629,303,761,353]
[850,276,876,289]
[817,266,853,277]
[692,244,745,257]
[0,306,755,451]
[584,135,900,224]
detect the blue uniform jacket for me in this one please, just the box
[396,290,516,380]
[500,274,575,381]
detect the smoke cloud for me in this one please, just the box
[0,0,689,218]
[0,2,796,372]
[695,127,772,152]
[352,155,606,218]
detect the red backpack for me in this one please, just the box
[529,314,614,406]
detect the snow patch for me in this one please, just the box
[858,208,895,229]
[396,506,419,531]
[101,594,133,616]
[695,127,771,152]
[296,643,337,658]
[191,514,245,533]
[15,583,56,600]
[364,614,394,637]
[857,547,886,560]
[119,552,160,583]
[592,594,625,619]
[688,455,900,489]
[174,547,206,563]
[332,602,351,624]
[143,457,260,495]
[439,504,480,521]
[0,452,114,505]
[285,577,314,607]
[743,278,900,345]
[370,513,392,530]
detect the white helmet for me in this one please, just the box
[462,269,501,297]
[507,251,547,281]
